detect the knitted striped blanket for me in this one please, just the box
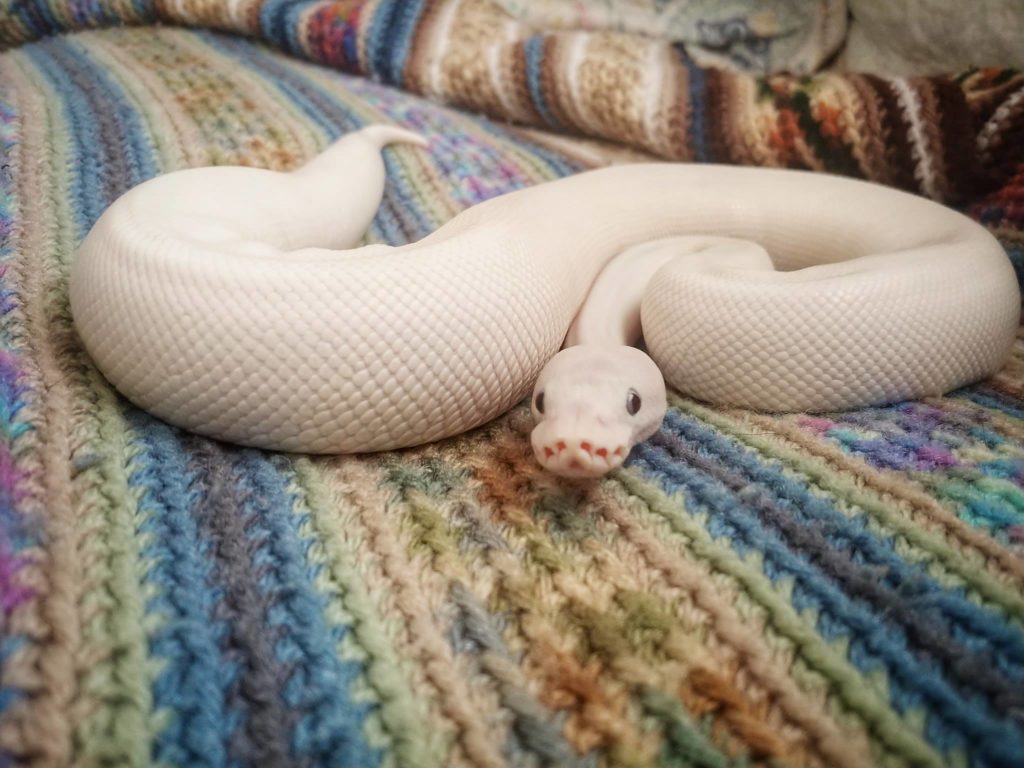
[2,3,1023,767]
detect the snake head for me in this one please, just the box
[530,345,667,479]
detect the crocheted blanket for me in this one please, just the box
[2,2,1023,767]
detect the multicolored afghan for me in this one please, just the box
[1,2,1023,767]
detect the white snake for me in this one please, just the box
[70,126,1021,478]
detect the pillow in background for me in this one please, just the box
[494,0,848,75]
[839,1,1024,75]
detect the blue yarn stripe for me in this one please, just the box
[125,413,239,768]
[8,0,62,42]
[674,44,709,162]
[378,0,426,86]
[23,39,157,236]
[22,45,107,237]
[661,409,1024,675]
[523,36,560,129]
[631,427,1024,765]
[0,56,35,743]
[233,451,379,767]
[366,0,426,86]
[55,36,159,190]
[957,388,1024,420]
[0,88,32,555]
[69,0,152,29]
[21,38,206,762]
[258,0,323,56]
[65,37,160,183]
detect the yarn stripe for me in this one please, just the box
[321,459,508,768]
[657,409,1024,672]
[0,83,32,634]
[185,439,298,766]
[61,36,160,182]
[228,449,380,766]
[633,438,1005,752]
[613,468,947,767]
[383,444,653,765]
[290,457,448,767]
[17,38,165,768]
[446,582,586,767]
[674,46,709,162]
[445,425,779,765]
[124,417,235,768]
[0,53,82,766]
[0,69,47,765]
[368,0,427,86]
[688,402,1024,605]
[0,47,156,766]
[891,78,942,200]
[650,412,1024,723]
[594,477,875,768]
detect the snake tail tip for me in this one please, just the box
[360,124,430,150]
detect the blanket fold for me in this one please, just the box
[3,0,1023,205]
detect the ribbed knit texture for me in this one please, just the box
[1,2,1024,767]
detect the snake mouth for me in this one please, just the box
[531,433,629,478]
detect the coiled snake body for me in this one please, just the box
[70,126,1020,477]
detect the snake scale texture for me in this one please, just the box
[69,126,1021,475]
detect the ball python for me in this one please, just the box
[70,125,1021,478]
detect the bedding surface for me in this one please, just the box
[1,3,1024,767]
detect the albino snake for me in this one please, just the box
[70,126,1021,478]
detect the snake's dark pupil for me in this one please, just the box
[535,391,545,414]
[627,390,641,415]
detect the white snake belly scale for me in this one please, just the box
[69,126,1021,475]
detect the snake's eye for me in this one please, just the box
[626,389,641,416]
[534,391,545,414]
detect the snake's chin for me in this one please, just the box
[530,345,667,479]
